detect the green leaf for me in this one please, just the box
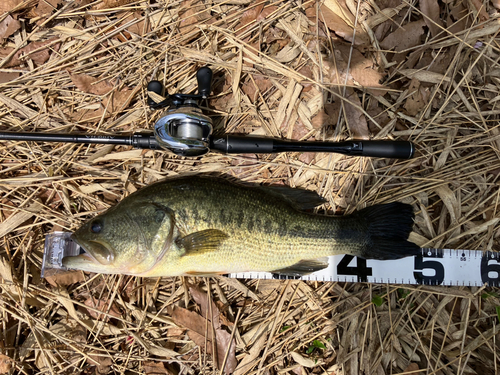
[481,291,500,299]
[280,325,291,333]
[312,340,326,349]
[496,306,500,324]
[372,295,384,306]
[398,288,410,299]
[306,339,326,354]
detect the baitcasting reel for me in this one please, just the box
[147,67,214,156]
[0,66,415,159]
[146,66,415,159]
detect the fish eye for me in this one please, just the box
[90,221,103,233]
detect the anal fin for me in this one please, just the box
[185,271,227,277]
[271,258,329,277]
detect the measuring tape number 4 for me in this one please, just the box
[229,249,500,287]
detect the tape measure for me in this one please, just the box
[230,249,500,287]
[43,233,500,286]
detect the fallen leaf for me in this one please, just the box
[366,3,406,29]
[94,0,136,9]
[189,285,221,329]
[292,366,307,375]
[366,99,392,135]
[336,43,387,95]
[470,0,489,23]
[322,0,355,27]
[403,363,422,374]
[298,65,314,92]
[379,19,426,52]
[35,0,61,18]
[344,88,369,139]
[237,3,264,34]
[447,1,468,34]
[125,11,151,36]
[290,352,316,368]
[321,43,387,95]
[273,43,301,63]
[0,72,20,84]
[399,69,450,84]
[171,306,236,374]
[144,361,177,375]
[0,354,13,374]
[0,0,29,14]
[419,0,443,38]
[0,38,60,67]
[84,297,122,321]
[0,15,20,40]
[257,5,278,22]
[412,45,457,75]
[233,327,267,375]
[70,73,113,95]
[44,270,85,286]
[89,353,113,375]
[0,201,43,238]
[434,185,459,224]
[69,73,134,120]
[241,75,272,102]
[311,102,340,131]
[167,327,185,337]
[178,0,211,34]
[319,4,369,45]
[44,318,87,348]
[404,78,430,116]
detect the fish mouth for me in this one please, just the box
[69,234,115,265]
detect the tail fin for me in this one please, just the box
[354,202,420,260]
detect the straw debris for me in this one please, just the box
[1,0,500,374]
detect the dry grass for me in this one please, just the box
[1,0,500,374]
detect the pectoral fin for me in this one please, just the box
[271,258,329,277]
[177,229,229,255]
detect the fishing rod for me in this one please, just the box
[0,67,415,159]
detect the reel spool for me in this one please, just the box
[147,67,214,156]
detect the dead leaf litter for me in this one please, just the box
[1,0,500,374]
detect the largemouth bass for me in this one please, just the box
[63,175,419,277]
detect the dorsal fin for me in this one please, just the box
[258,185,325,210]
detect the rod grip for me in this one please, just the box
[359,141,414,159]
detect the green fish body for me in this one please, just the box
[63,175,419,277]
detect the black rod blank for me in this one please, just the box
[0,131,132,145]
[0,131,160,149]
[0,131,414,159]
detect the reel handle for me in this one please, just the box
[197,67,212,98]
[147,80,168,108]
